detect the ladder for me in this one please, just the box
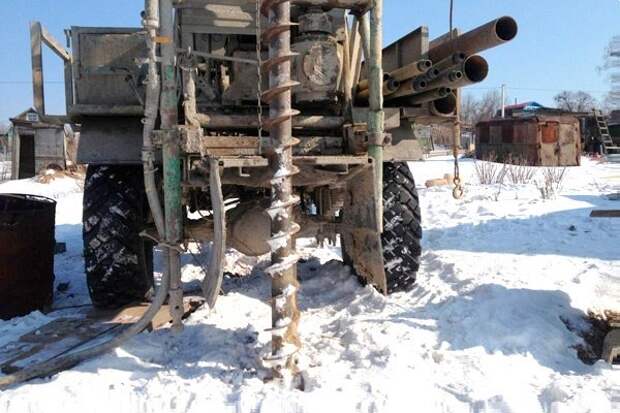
[593,109,620,155]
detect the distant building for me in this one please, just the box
[607,110,620,139]
[495,101,590,119]
[476,101,584,166]
[9,108,79,179]
[0,133,8,158]
[498,101,545,118]
[476,116,581,167]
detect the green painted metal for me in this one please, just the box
[161,63,182,245]
[163,131,182,244]
[159,0,184,332]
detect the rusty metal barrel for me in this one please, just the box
[0,194,56,320]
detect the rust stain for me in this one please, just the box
[0,194,56,320]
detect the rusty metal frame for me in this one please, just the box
[30,22,73,117]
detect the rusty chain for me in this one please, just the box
[255,0,264,151]
[449,0,464,199]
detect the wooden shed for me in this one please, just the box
[9,108,78,179]
[476,115,581,167]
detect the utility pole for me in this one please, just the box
[501,83,506,118]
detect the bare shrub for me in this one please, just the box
[504,156,537,185]
[491,183,504,202]
[507,165,537,184]
[474,154,508,185]
[537,167,567,199]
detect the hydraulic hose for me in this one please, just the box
[142,0,165,237]
[0,268,171,390]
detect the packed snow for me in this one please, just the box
[0,158,619,412]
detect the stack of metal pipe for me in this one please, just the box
[356,16,518,116]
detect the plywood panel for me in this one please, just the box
[35,128,65,170]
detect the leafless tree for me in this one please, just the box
[600,37,620,110]
[461,90,503,126]
[553,91,597,112]
[0,123,9,157]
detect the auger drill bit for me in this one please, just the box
[260,0,302,381]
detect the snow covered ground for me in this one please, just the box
[0,158,619,412]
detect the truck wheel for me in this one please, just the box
[83,165,154,308]
[341,162,422,294]
[381,162,422,294]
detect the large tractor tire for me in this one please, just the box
[342,162,422,294]
[381,162,422,294]
[83,165,154,308]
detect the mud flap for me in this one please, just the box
[340,163,388,294]
[202,159,226,308]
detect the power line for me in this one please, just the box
[0,81,64,84]
[510,87,608,93]
[466,86,609,94]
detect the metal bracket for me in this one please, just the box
[344,123,369,154]
[367,131,392,146]
[344,124,392,151]
[151,130,165,147]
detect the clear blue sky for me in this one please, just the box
[0,0,618,122]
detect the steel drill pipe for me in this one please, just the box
[446,55,488,89]
[431,52,467,73]
[356,77,400,99]
[390,59,432,82]
[430,93,458,116]
[425,67,441,80]
[426,69,463,89]
[386,76,428,100]
[386,87,452,107]
[461,55,489,83]
[357,72,390,93]
[428,16,518,63]
[358,60,432,92]
[427,55,488,89]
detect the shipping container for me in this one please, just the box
[476,116,581,166]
